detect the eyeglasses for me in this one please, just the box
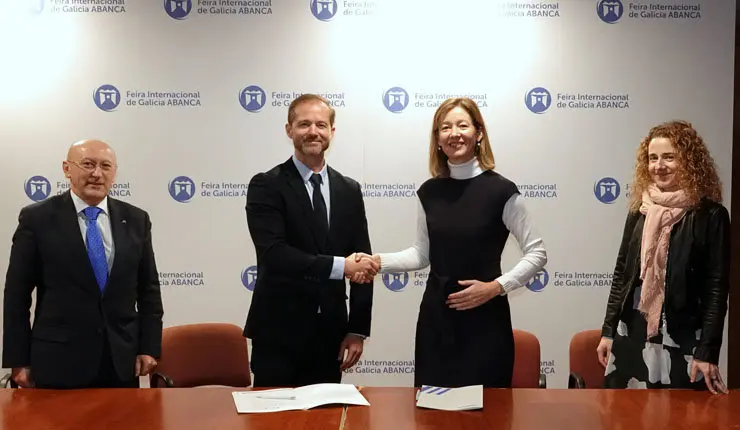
[67,159,117,173]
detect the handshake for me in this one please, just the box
[344,253,381,284]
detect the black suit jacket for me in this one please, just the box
[245,158,373,349]
[2,191,163,387]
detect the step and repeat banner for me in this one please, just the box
[0,0,734,387]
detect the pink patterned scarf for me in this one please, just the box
[638,184,692,338]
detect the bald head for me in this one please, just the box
[63,139,118,206]
[67,139,117,163]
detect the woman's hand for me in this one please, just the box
[596,337,613,368]
[690,359,728,394]
[446,280,503,310]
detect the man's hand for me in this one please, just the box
[11,367,33,388]
[338,334,364,371]
[135,354,158,377]
[345,253,378,283]
[446,280,503,310]
[348,253,380,283]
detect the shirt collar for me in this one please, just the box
[292,155,328,184]
[71,191,108,216]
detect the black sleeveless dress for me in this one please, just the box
[414,170,519,388]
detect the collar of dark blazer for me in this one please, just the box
[58,189,128,223]
[281,156,343,185]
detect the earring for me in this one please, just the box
[438,146,442,151]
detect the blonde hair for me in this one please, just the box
[628,120,722,211]
[428,98,495,178]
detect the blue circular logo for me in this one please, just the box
[239,86,267,112]
[383,87,409,113]
[24,176,51,202]
[93,85,121,112]
[526,269,549,292]
[310,0,338,21]
[164,0,192,19]
[597,0,623,23]
[241,265,258,291]
[382,272,409,292]
[525,87,551,114]
[168,176,196,203]
[594,177,621,204]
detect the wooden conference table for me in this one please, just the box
[0,387,737,430]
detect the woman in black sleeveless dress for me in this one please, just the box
[363,98,547,387]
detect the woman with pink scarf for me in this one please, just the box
[597,120,729,394]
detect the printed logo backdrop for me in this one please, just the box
[0,0,734,387]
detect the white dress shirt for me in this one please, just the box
[71,191,115,271]
[378,158,547,294]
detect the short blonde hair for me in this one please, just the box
[428,98,495,178]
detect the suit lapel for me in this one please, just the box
[327,167,347,249]
[55,192,99,295]
[106,198,129,295]
[283,158,328,251]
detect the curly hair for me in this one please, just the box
[628,120,722,211]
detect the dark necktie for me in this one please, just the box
[309,173,329,235]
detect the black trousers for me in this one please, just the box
[35,335,139,389]
[251,314,342,387]
[90,337,140,388]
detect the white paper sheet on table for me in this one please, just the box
[415,385,483,411]
[232,383,370,413]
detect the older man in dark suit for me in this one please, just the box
[3,139,163,389]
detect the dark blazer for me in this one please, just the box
[245,158,373,349]
[601,199,730,364]
[2,191,163,387]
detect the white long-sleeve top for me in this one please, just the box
[378,158,547,294]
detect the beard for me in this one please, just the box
[298,138,329,155]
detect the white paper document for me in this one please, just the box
[232,383,370,413]
[415,385,483,411]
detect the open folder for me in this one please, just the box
[232,383,370,413]
[415,385,483,411]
